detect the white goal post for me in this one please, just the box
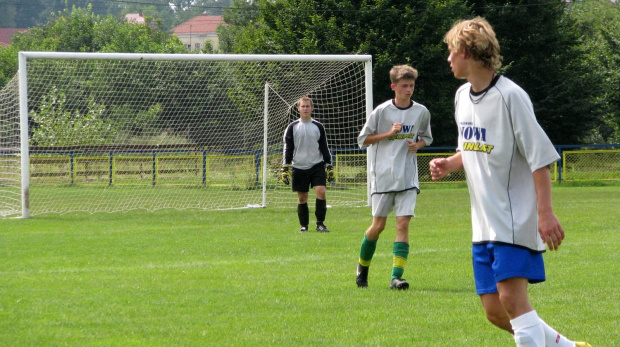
[0,52,373,218]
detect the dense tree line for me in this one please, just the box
[0,5,187,88]
[218,0,619,145]
[0,0,617,145]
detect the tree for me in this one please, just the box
[0,45,18,87]
[30,86,117,147]
[570,0,619,143]
[9,5,186,53]
[0,5,18,27]
[219,0,613,146]
[0,5,189,148]
[470,0,601,145]
[0,5,186,89]
[218,0,470,145]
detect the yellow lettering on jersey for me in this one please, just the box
[387,133,415,140]
[463,142,494,154]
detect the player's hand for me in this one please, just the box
[391,122,403,135]
[538,211,565,251]
[325,164,335,184]
[429,158,449,181]
[407,140,420,153]
[280,165,291,185]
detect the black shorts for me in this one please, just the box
[292,162,326,192]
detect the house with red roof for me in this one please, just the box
[0,28,27,47]
[171,15,225,52]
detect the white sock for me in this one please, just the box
[539,319,575,347]
[510,311,545,347]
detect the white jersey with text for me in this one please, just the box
[358,99,433,194]
[282,118,331,170]
[455,75,560,252]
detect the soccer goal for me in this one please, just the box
[0,52,373,217]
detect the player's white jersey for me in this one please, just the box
[358,99,433,194]
[455,75,560,252]
[283,118,331,170]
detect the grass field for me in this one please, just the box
[1,185,618,346]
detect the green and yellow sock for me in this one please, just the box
[391,242,409,280]
[358,235,377,268]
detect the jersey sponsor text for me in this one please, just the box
[459,126,487,142]
[462,142,495,154]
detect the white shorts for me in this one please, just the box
[371,189,418,217]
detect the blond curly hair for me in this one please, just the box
[444,17,502,71]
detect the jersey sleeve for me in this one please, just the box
[417,108,433,146]
[357,107,380,148]
[316,122,332,165]
[282,123,295,165]
[454,86,467,152]
[508,88,560,171]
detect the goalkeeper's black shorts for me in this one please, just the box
[291,162,326,192]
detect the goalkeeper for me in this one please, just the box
[281,96,334,233]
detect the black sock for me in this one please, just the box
[315,199,326,224]
[298,203,309,226]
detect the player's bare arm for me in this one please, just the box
[429,152,463,181]
[533,166,564,251]
[363,122,402,146]
[407,139,426,153]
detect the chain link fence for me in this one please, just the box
[415,145,619,183]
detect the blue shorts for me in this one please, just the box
[472,243,546,295]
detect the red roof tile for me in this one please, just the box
[171,15,224,35]
[0,28,27,46]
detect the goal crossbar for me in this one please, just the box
[20,51,372,62]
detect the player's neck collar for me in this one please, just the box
[469,74,499,104]
[392,98,413,110]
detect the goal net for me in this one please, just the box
[0,52,372,217]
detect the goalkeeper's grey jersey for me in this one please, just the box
[283,118,331,170]
[455,75,560,252]
[358,99,433,194]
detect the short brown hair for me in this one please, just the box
[444,17,502,71]
[389,65,418,84]
[298,96,313,108]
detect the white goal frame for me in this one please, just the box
[14,52,373,218]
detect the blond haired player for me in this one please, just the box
[430,17,590,347]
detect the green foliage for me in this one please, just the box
[569,0,620,144]
[0,5,186,90]
[218,0,617,146]
[471,0,600,145]
[0,45,18,87]
[218,0,470,145]
[30,86,117,147]
[0,5,188,148]
[9,5,186,54]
